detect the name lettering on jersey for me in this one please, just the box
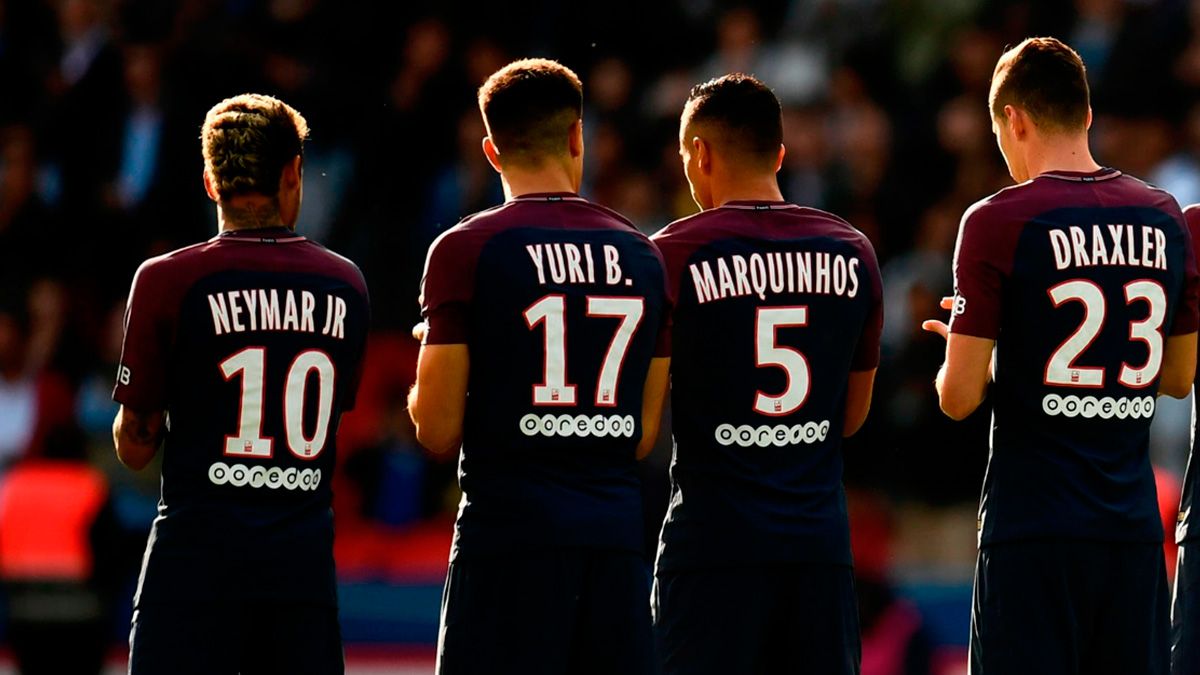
[207,289,348,339]
[1048,225,1168,271]
[688,252,861,304]
[525,243,631,287]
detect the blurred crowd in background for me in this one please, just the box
[3,0,1200,668]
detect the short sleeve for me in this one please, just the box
[341,277,371,411]
[851,239,884,371]
[1173,206,1200,336]
[419,229,477,345]
[112,260,173,411]
[949,202,1009,339]
[651,230,692,359]
[649,243,673,358]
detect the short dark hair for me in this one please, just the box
[990,37,1090,132]
[201,93,308,200]
[682,73,782,165]
[477,58,582,164]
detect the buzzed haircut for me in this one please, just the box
[201,93,308,201]
[990,37,1090,133]
[477,58,583,165]
[683,73,782,166]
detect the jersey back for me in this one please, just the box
[113,227,369,606]
[950,170,1200,545]
[420,194,669,560]
[652,202,883,571]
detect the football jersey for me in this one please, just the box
[1176,205,1200,545]
[652,201,883,571]
[113,226,369,607]
[950,169,1200,546]
[420,193,669,561]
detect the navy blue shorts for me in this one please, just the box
[129,599,343,675]
[1173,541,1200,674]
[436,549,656,675]
[653,563,860,675]
[971,540,1168,675]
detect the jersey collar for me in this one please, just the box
[1038,168,1122,183]
[511,192,588,203]
[719,200,800,211]
[212,226,306,243]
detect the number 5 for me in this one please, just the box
[754,307,811,416]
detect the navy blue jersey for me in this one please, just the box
[651,201,883,571]
[419,193,669,560]
[113,227,369,607]
[949,169,1200,546]
[1176,205,1200,545]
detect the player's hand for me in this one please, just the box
[921,296,954,340]
[412,321,428,343]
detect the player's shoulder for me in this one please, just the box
[433,197,650,253]
[1184,203,1200,232]
[570,198,645,236]
[654,203,866,245]
[960,180,1038,226]
[130,238,217,285]
[652,207,720,244]
[298,238,368,293]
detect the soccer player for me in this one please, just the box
[651,74,883,674]
[923,38,1199,674]
[112,94,369,675]
[1174,204,1200,675]
[407,59,670,675]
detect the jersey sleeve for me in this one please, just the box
[650,244,673,358]
[419,229,479,345]
[1174,205,1200,335]
[112,259,175,411]
[949,201,1012,340]
[342,276,371,411]
[851,239,884,371]
[651,230,691,359]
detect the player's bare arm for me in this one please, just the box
[408,343,469,454]
[1161,332,1198,398]
[112,405,165,470]
[638,357,671,459]
[923,296,992,421]
[844,369,876,436]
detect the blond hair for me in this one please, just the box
[201,94,309,200]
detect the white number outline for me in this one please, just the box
[1118,280,1167,389]
[753,306,811,417]
[586,296,645,407]
[524,294,646,408]
[1045,280,1107,388]
[524,295,578,406]
[220,348,336,460]
[283,350,337,459]
[1044,278,1168,389]
[221,347,273,458]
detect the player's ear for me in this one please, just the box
[775,144,786,173]
[481,136,503,174]
[1004,104,1025,139]
[280,155,302,190]
[1084,106,1093,131]
[202,169,219,203]
[693,136,710,174]
[567,119,584,159]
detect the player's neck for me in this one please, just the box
[711,177,785,208]
[1026,137,1101,179]
[216,198,290,233]
[499,164,579,201]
